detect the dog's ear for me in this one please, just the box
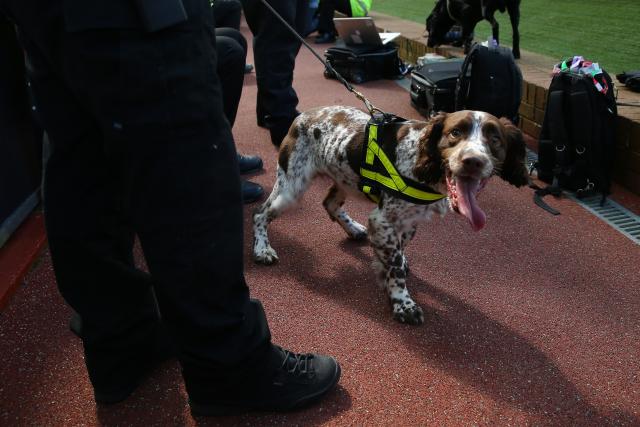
[498,117,530,187]
[414,112,447,184]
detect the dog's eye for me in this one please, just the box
[449,128,462,138]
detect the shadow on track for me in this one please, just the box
[258,228,639,425]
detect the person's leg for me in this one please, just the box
[241,0,307,145]
[315,0,351,42]
[335,0,353,16]
[212,0,242,30]
[214,29,264,201]
[214,32,245,127]
[316,0,336,35]
[215,26,247,55]
[212,0,253,72]
[17,30,169,402]
[302,0,320,36]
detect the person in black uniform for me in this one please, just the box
[240,0,307,146]
[0,0,340,415]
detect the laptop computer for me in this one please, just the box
[333,17,401,47]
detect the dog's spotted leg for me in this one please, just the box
[253,167,300,265]
[398,226,417,275]
[323,184,367,240]
[368,208,424,325]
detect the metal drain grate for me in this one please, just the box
[526,149,640,245]
[568,195,640,245]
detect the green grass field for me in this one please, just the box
[371,0,640,74]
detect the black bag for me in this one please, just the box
[410,58,464,117]
[616,70,640,92]
[455,44,522,123]
[324,44,402,84]
[535,68,617,202]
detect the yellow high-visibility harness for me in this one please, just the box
[359,115,446,205]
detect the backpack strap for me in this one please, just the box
[569,87,595,197]
[546,89,569,175]
[455,44,480,111]
[530,183,561,216]
[531,89,566,215]
[509,54,523,123]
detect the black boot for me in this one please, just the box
[189,345,341,416]
[237,153,263,175]
[242,180,264,204]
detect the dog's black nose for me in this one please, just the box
[462,156,485,173]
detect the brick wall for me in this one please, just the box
[614,117,640,194]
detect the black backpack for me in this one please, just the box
[534,62,617,211]
[455,43,522,123]
[409,58,464,117]
[324,43,403,84]
[616,70,640,93]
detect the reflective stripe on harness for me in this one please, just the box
[358,119,445,205]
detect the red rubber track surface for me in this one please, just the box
[1,20,639,426]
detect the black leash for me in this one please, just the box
[258,0,384,117]
[529,183,561,215]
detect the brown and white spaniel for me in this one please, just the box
[253,106,529,325]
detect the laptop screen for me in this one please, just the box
[333,17,400,47]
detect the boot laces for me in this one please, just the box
[280,348,312,375]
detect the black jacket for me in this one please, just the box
[1,0,202,32]
[63,0,141,31]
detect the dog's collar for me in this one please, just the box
[359,115,446,205]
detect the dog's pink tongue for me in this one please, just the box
[456,177,486,231]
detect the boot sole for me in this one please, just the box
[190,360,341,417]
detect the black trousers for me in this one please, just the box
[317,0,352,35]
[2,0,271,401]
[241,0,308,122]
[212,0,242,30]
[216,27,247,127]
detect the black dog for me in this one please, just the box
[426,0,521,59]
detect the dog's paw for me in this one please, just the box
[347,222,368,241]
[254,246,279,265]
[392,302,424,325]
